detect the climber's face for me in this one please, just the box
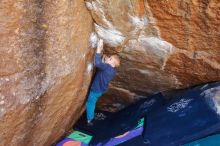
[103,55,115,67]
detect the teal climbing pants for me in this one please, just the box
[86,90,102,121]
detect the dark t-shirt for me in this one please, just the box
[90,53,116,93]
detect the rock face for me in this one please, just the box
[85,0,220,111]
[0,0,93,145]
[1,0,220,145]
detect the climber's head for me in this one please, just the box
[103,54,120,68]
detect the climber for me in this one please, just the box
[86,39,120,126]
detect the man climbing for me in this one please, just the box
[86,39,120,126]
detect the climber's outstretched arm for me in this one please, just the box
[94,39,108,70]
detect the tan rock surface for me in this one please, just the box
[1,0,220,144]
[0,0,93,145]
[85,0,220,111]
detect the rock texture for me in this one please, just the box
[0,0,93,145]
[85,0,220,111]
[1,0,220,144]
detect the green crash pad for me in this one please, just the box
[136,118,144,128]
[183,134,220,146]
[67,130,93,144]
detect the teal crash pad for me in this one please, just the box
[67,130,93,144]
[183,134,220,146]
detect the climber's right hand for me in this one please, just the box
[96,39,103,54]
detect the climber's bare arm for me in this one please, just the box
[95,39,108,70]
[96,39,103,54]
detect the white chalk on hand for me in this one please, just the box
[98,39,103,47]
[97,39,104,50]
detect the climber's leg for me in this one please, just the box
[86,91,102,122]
